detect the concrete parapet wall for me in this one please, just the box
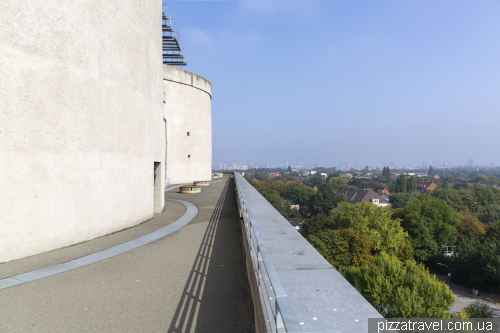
[163,65,212,184]
[234,173,382,332]
[0,1,165,262]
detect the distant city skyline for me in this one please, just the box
[214,159,497,170]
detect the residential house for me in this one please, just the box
[416,181,438,192]
[288,200,300,210]
[337,187,392,207]
[368,187,391,199]
[303,184,318,192]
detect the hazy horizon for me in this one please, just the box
[168,0,500,167]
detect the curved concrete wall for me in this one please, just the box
[163,65,212,184]
[0,1,165,262]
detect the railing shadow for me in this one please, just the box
[167,177,254,333]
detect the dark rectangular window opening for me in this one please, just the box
[187,132,190,136]
[154,162,161,212]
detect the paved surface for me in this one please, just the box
[0,176,254,332]
[433,272,500,317]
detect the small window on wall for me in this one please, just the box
[187,132,190,136]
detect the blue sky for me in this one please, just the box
[166,0,500,167]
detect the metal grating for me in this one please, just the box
[162,2,187,66]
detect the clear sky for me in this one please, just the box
[166,0,500,167]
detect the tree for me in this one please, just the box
[328,176,349,191]
[287,165,292,172]
[286,182,315,207]
[393,198,462,261]
[302,214,330,237]
[342,255,455,318]
[464,301,494,318]
[309,182,342,216]
[382,166,391,181]
[452,235,500,291]
[255,173,270,182]
[307,174,324,187]
[367,181,385,188]
[307,228,374,270]
[395,175,407,193]
[407,176,417,192]
[348,178,368,189]
[458,216,486,239]
[428,166,434,176]
[389,192,419,209]
[329,202,413,260]
[272,180,288,197]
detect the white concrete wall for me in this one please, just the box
[0,0,165,262]
[163,65,212,184]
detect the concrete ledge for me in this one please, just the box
[162,64,212,99]
[234,173,382,333]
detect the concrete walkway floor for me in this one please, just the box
[0,176,254,332]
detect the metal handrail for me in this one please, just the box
[234,174,301,333]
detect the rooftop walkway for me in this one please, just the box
[0,176,254,332]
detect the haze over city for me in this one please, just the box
[168,0,500,167]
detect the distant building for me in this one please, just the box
[268,173,280,180]
[288,200,300,210]
[303,184,318,192]
[416,181,438,192]
[337,188,391,207]
[340,174,352,178]
[368,187,391,198]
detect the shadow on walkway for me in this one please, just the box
[167,177,254,333]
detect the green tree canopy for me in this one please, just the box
[477,204,500,225]
[342,255,455,318]
[307,228,374,270]
[389,192,420,209]
[328,176,349,191]
[407,176,417,192]
[307,174,324,187]
[452,235,500,291]
[393,198,461,260]
[309,182,343,216]
[286,181,315,207]
[329,202,413,261]
[395,175,407,193]
[255,173,270,182]
[458,216,486,239]
[348,178,368,189]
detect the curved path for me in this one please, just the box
[0,176,254,333]
[0,197,198,290]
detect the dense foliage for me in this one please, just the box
[463,300,494,318]
[245,167,500,316]
[343,255,454,318]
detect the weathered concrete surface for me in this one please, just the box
[0,0,165,262]
[235,173,382,333]
[0,176,254,333]
[163,65,212,185]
